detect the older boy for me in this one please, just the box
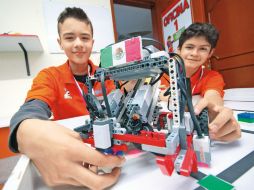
[161,22,241,142]
[9,7,124,190]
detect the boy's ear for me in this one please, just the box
[176,47,180,54]
[57,38,63,50]
[208,48,215,58]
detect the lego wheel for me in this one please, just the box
[197,108,209,135]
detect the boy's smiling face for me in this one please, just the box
[178,36,214,77]
[57,17,94,72]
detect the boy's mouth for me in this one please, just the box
[73,52,85,55]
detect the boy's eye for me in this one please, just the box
[200,47,209,52]
[81,36,91,41]
[82,37,89,40]
[65,36,74,40]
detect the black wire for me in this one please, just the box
[120,81,129,88]
[185,79,203,138]
[150,73,164,86]
[142,37,165,51]
[142,46,153,54]
[100,71,112,117]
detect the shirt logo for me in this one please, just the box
[64,88,72,99]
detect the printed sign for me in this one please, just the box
[162,0,192,52]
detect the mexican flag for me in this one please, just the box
[100,36,143,68]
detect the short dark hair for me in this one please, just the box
[178,22,219,49]
[57,7,93,36]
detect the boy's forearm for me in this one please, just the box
[9,99,51,152]
[16,119,51,155]
[203,89,224,107]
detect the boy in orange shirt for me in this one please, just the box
[161,23,241,142]
[9,7,124,189]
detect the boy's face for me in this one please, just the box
[57,17,94,67]
[178,36,214,77]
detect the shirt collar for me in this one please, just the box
[190,66,202,83]
[61,59,98,84]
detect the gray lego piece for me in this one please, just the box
[142,144,175,155]
[131,85,153,122]
[103,89,123,117]
[195,151,211,166]
[95,56,169,81]
[174,150,187,173]
[165,128,179,153]
[147,81,161,124]
[193,135,211,165]
[179,124,187,149]
[184,112,194,135]
[113,127,127,135]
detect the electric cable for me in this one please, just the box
[150,73,164,86]
[119,81,129,88]
[142,37,165,51]
[100,71,112,117]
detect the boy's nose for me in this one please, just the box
[191,48,199,56]
[74,37,83,47]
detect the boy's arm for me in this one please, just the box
[9,99,51,152]
[194,89,241,142]
[11,100,125,189]
[203,89,223,107]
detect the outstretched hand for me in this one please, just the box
[17,119,125,190]
[194,98,241,142]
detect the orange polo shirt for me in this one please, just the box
[26,60,115,120]
[160,66,225,97]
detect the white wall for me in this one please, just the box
[0,0,112,118]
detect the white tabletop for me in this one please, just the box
[3,113,254,190]
[3,90,254,189]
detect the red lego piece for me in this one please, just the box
[155,146,181,176]
[156,155,175,176]
[186,135,193,149]
[112,144,128,152]
[158,112,173,129]
[82,132,94,145]
[180,149,198,176]
[113,130,166,147]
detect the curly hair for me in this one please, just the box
[178,22,219,49]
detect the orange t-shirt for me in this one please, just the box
[160,66,225,97]
[26,60,115,120]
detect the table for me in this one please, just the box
[3,111,254,190]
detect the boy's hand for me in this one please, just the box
[194,98,241,142]
[17,119,125,190]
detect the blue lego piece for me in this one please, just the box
[102,148,114,155]
[116,151,124,157]
[237,112,254,123]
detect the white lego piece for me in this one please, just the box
[93,123,111,149]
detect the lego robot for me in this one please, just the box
[75,37,210,177]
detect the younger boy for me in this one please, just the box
[9,7,124,189]
[161,22,241,142]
